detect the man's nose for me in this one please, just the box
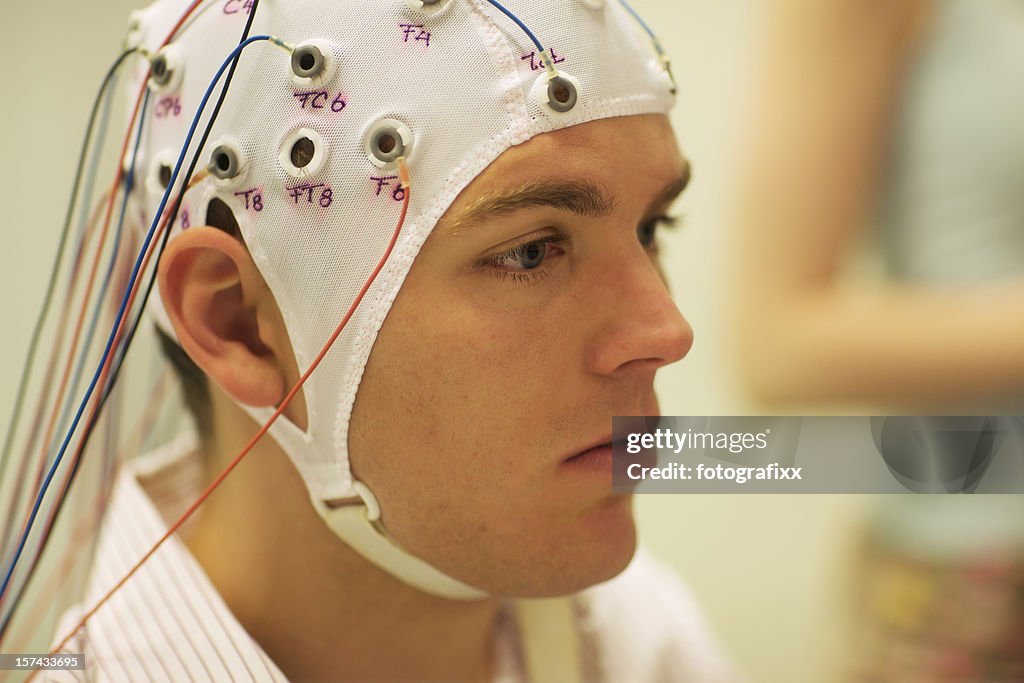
[585,250,694,377]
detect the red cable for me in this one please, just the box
[28,91,147,498]
[49,180,412,656]
[2,373,171,659]
[0,91,146,611]
[3,190,115,537]
[1,0,208,609]
[3,180,200,625]
[27,3,418,665]
[23,0,204,521]
[0,192,111,554]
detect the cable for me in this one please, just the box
[2,82,150,587]
[481,0,566,84]
[0,85,150,614]
[616,0,655,39]
[0,0,221,644]
[0,200,110,632]
[41,92,149,478]
[0,374,169,663]
[0,0,265,635]
[482,0,544,54]
[50,159,413,656]
[0,192,113,567]
[1,0,209,562]
[616,0,675,92]
[30,0,267,592]
[0,93,150,639]
[93,0,265,427]
[25,82,147,529]
[0,185,114,561]
[0,49,136,551]
[0,33,284,609]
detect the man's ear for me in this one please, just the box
[158,226,297,412]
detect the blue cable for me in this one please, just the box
[0,4,265,639]
[1,94,147,599]
[617,0,674,92]
[0,35,276,603]
[0,84,122,594]
[483,0,545,54]
[617,0,657,42]
[0,51,133,562]
[45,93,150,472]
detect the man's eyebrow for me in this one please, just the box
[443,164,691,237]
[653,162,691,211]
[444,179,616,236]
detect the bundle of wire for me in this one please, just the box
[0,0,419,658]
[0,0,262,651]
[0,0,674,666]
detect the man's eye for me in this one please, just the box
[488,236,563,272]
[639,215,679,249]
[513,241,547,269]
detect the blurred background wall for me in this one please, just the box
[626,4,874,682]
[0,2,874,681]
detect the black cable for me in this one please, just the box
[0,89,151,643]
[92,0,263,449]
[0,48,137,562]
[0,1,263,646]
[97,0,264,426]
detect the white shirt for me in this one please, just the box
[47,437,739,682]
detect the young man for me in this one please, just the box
[45,0,738,680]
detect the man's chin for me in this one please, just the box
[413,497,637,599]
[508,496,638,598]
[575,494,638,586]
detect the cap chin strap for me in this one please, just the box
[313,481,489,601]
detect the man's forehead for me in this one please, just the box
[437,116,686,235]
[496,114,679,169]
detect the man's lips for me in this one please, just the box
[562,417,661,476]
[565,435,616,462]
[562,442,615,475]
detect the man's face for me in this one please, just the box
[349,114,692,597]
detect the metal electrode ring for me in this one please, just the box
[531,70,582,116]
[124,10,146,50]
[547,75,578,113]
[291,44,325,80]
[149,46,184,92]
[208,141,245,182]
[365,119,413,168]
[289,40,337,87]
